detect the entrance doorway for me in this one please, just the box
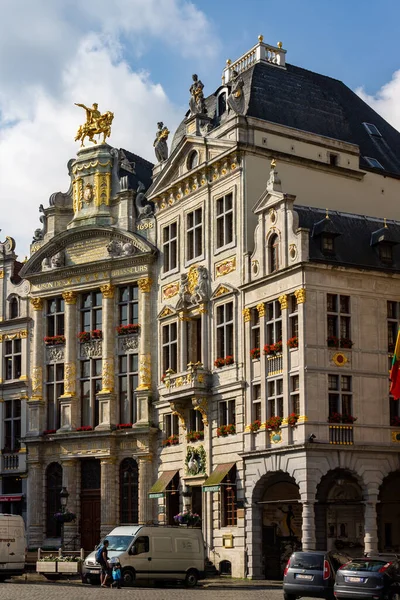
[80,459,101,550]
[166,472,180,525]
[378,472,400,552]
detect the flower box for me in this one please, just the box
[76,426,93,432]
[186,430,204,442]
[78,330,102,343]
[162,434,179,447]
[287,336,298,349]
[249,419,262,433]
[327,336,339,348]
[287,413,299,427]
[250,348,260,360]
[117,324,140,336]
[43,429,56,436]
[328,413,357,424]
[116,423,133,430]
[265,416,283,431]
[214,356,235,368]
[36,561,57,573]
[340,337,353,349]
[264,341,282,356]
[216,424,236,437]
[57,561,81,574]
[54,510,76,523]
[44,335,66,346]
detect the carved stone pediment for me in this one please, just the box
[211,283,238,300]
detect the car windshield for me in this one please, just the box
[343,560,388,572]
[103,536,132,551]
[290,554,324,570]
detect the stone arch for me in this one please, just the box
[266,230,281,274]
[6,294,19,319]
[377,470,400,552]
[45,462,62,538]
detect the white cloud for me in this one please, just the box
[356,70,400,132]
[0,1,220,256]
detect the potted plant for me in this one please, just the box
[44,335,66,346]
[287,413,299,427]
[266,415,283,431]
[249,419,262,433]
[250,347,260,360]
[91,329,102,340]
[327,335,339,348]
[214,357,226,368]
[287,336,298,349]
[43,429,57,436]
[272,341,283,354]
[340,337,353,349]
[77,331,90,343]
[173,511,201,527]
[186,430,204,442]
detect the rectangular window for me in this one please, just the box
[327,294,350,340]
[162,322,178,373]
[222,465,237,527]
[46,363,64,430]
[189,409,204,432]
[163,222,178,272]
[80,358,102,427]
[4,400,21,452]
[4,339,21,381]
[118,285,138,326]
[165,413,179,437]
[186,208,203,261]
[251,308,260,351]
[328,374,352,417]
[390,396,400,425]
[290,375,300,414]
[289,294,299,340]
[118,354,138,424]
[387,301,399,353]
[266,300,282,345]
[219,399,236,426]
[216,193,233,249]
[80,290,102,332]
[46,297,65,337]
[216,302,234,359]
[267,378,283,418]
[252,384,262,422]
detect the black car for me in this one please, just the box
[283,550,348,600]
[334,556,400,600]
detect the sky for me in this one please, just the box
[1,0,400,257]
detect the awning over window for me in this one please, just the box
[0,495,22,502]
[148,470,178,499]
[202,462,236,492]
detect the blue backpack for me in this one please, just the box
[95,546,104,563]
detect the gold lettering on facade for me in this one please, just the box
[279,294,288,310]
[138,277,152,293]
[67,239,107,265]
[30,297,43,310]
[100,283,115,299]
[294,288,306,304]
[62,291,77,305]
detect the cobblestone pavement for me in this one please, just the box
[0,580,313,600]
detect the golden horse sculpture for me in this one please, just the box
[74,102,114,147]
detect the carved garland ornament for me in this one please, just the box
[192,397,208,426]
[31,366,43,398]
[242,308,251,323]
[257,302,265,317]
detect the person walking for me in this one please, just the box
[98,539,111,587]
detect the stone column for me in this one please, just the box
[138,454,154,524]
[364,497,378,553]
[27,298,46,436]
[59,291,78,431]
[199,303,208,370]
[136,278,152,425]
[294,287,306,419]
[27,461,44,547]
[179,312,188,373]
[61,458,79,544]
[301,500,316,550]
[96,284,116,430]
[100,457,117,538]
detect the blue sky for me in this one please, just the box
[0,0,399,255]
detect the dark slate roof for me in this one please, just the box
[119,149,154,192]
[171,61,400,175]
[296,206,400,272]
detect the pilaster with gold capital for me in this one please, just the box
[138,455,155,524]
[100,284,115,393]
[58,291,78,430]
[30,297,44,400]
[137,277,152,391]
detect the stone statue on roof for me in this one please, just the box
[153,122,170,163]
[189,74,207,116]
[227,70,245,115]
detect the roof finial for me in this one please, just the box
[226,58,231,66]
[325,208,330,220]
[258,34,264,43]
[277,41,283,48]
[270,158,276,168]
[384,217,388,228]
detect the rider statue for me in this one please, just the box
[74,102,114,147]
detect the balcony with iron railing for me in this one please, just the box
[1,451,26,473]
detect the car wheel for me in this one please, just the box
[283,594,296,600]
[122,567,135,586]
[185,569,198,588]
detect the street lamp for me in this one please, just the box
[60,487,69,552]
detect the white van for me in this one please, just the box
[0,514,26,580]
[82,525,206,587]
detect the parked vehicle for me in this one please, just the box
[0,514,26,581]
[283,550,349,600]
[82,525,206,587]
[334,555,400,600]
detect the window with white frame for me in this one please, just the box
[4,399,21,453]
[328,374,352,417]
[189,409,204,432]
[269,233,279,273]
[327,294,350,341]
[162,322,178,373]
[4,339,21,380]
[164,413,179,437]
[266,300,282,345]
[216,302,234,360]
[289,294,298,340]
[251,307,260,351]
[46,297,65,337]
[186,208,203,261]
[290,375,300,414]
[118,285,138,326]
[219,399,236,426]
[216,193,233,248]
[162,222,178,272]
[46,364,64,430]
[80,290,102,332]
[267,378,283,417]
[80,358,102,426]
[252,384,262,421]
[118,354,138,425]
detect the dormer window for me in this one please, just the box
[379,242,393,265]
[217,91,227,116]
[187,150,199,170]
[364,157,384,169]
[363,122,382,137]
[321,234,335,255]
[269,234,279,273]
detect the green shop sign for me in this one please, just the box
[148,492,164,499]
[203,485,220,493]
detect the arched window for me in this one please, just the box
[218,92,227,116]
[269,234,279,273]
[120,458,138,523]
[187,151,199,171]
[10,297,19,319]
[46,462,62,537]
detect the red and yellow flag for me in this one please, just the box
[390,328,400,400]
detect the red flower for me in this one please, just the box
[162,434,179,447]
[266,416,283,431]
[117,324,140,336]
[217,424,236,437]
[287,413,299,427]
[250,348,260,360]
[225,355,234,365]
[249,420,261,432]
[116,423,133,429]
[287,336,298,349]
[214,357,226,368]
[76,426,94,432]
